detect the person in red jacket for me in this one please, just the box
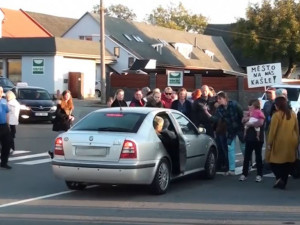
[129,88,145,107]
[161,86,173,108]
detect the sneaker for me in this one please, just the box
[239,174,247,181]
[255,175,262,182]
[0,164,12,169]
[228,170,235,176]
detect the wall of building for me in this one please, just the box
[22,56,55,93]
[58,57,96,98]
[63,14,100,41]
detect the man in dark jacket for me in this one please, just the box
[129,89,145,107]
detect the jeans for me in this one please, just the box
[242,141,263,176]
[228,136,245,171]
[216,134,228,171]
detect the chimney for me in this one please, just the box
[194,37,197,48]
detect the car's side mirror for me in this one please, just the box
[198,127,206,134]
[52,94,57,100]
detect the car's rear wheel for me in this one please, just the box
[65,181,87,190]
[150,159,170,195]
[204,148,217,179]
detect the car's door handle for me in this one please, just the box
[186,141,191,146]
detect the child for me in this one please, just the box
[244,99,265,140]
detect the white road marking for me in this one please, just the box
[16,158,51,165]
[9,152,48,161]
[11,150,30,155]
[0,190,75,208]
[0,185,97,208]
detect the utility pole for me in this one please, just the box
[100,0,106,104]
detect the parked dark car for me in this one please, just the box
[0,76,15,93]
[12,85,57,122]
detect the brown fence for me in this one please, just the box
[108,73,266,108]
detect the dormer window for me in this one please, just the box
[152,43,163,55]
[171,43,193,59]
[123,34,132,41]
[158,39,168,46]
[203,49,215,60]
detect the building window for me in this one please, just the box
[123,34,132,41]
[79,35,92,41]
[8,59,21,83]
[128,57,135,68]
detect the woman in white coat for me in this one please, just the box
[6,91,20,154]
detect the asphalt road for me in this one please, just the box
[0,99,299,225]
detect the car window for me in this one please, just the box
[72,112,146,133]
[172,112,198,135]
[286,88,300,101]
[18,89,51,100]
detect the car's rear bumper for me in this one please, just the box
[52,160,157,185]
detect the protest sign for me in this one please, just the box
[247,63,282,88]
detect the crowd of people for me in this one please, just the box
[107,85,299,189]
[1,84,299,190]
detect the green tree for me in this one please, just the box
[234,0,300,78]
[147,2,208,34]
[92,4,136,20]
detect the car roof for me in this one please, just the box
[14,86,47,90]
[93,107,176,115]
[270,84,300,88]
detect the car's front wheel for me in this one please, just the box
[204,148,217,179]
[150,159,170,195]
[65,181,87,190]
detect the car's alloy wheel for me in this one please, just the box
[65,181,87,190]
[204,149,216,179]
[150,159,170,195]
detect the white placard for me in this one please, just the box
[246,63,282,88]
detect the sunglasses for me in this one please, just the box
[165,93,172,95]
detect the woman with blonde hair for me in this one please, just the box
[6,90,20,154]
[111,89,127,107]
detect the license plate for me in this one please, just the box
[75,146,108,156]
[35,112,48,116]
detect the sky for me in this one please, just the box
[1,0,263,24]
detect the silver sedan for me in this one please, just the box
[52,107,217,194]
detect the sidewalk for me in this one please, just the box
[73,98,107,108]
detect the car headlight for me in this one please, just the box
[20,105,31,110]
[51,105,57,111]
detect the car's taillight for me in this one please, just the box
[54,137,64,156]
[120,140,137,159]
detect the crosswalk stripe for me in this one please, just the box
[16,158,51,165]
[11,150,30,155]
[9,152,48,161]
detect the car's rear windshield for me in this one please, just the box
[72,112,146,133]
[18,89,51,100]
